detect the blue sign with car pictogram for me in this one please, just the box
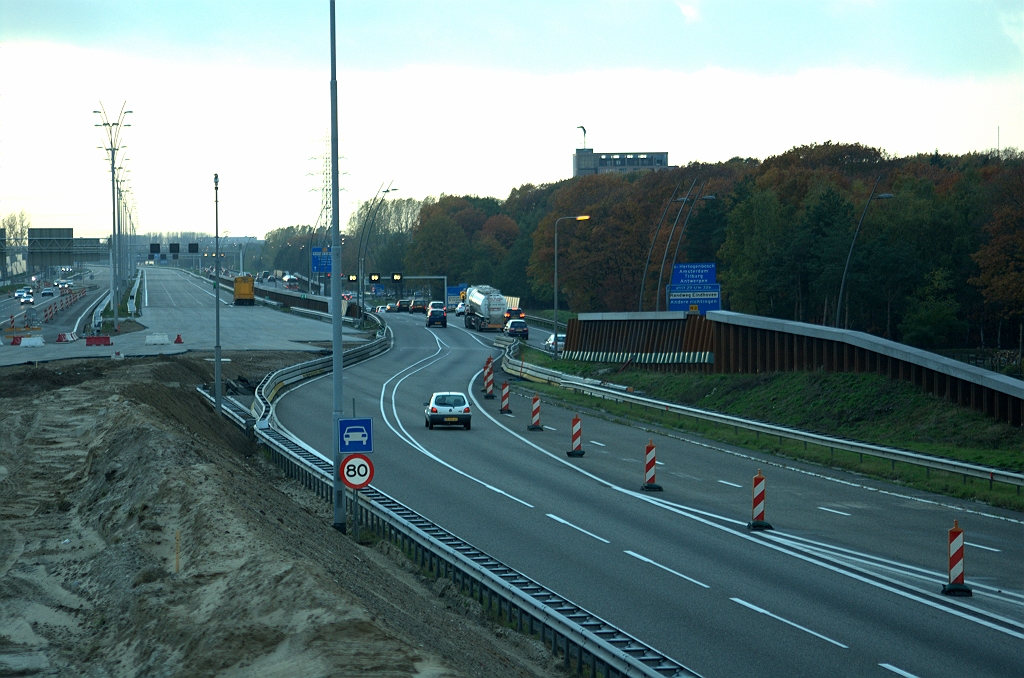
[339,417,373,454]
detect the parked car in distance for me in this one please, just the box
[504,307,526,321]
[424,392,471,430]
[410,299,427,314]
[426,308,447,328]
[504,319,528,340]
[455,302,466,316]
[544,333,566,352]
[397,299,411,312]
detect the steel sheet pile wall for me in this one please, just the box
[708,311,1023,428]
[563,312,713,367]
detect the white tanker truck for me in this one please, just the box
[463,285,508,331]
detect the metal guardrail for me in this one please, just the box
[127,271,142,316]
[500,344,1024,489]
[200,314,698,678]
[524,313,568,332]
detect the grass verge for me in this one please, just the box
[517,346,1024,512]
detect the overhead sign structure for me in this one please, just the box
[671,262,716,286]
[311,246,332,273]
[340,453,374,489]
[339,417,373,454]
[667,283,721,314]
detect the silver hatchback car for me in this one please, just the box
[424,392,471,430]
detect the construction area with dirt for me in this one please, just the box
[0,352,562,677]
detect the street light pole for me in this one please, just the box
[329,0,346,534]
[638,183,681,311]
[553,215,590,360]
[214,174,222,414]
[654,179,697,311]
[835,175,892,328]
[664,187,716,310]
[358,185,396,313]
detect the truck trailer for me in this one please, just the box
[233,276,255,306]
[463,285,507,331]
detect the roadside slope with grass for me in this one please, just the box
[518,346,1024,510]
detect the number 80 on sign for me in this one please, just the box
[340,454,374,489]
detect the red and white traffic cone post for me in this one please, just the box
[747,469,773,531]
[481,357,492,392]
[528,394,543,431]
[641,439,662,491]
[499,381,511,414]
[484,361,495,399]
[567,415,584,457]
[942,520,972,596]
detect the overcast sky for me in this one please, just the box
[1,0,1022,240]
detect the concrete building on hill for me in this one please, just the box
[573,148,674,177]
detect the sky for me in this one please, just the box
[1,0,1022,241]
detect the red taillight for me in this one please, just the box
[463,407,470,413]
[431,407,438,413]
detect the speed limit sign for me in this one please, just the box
[340,453,374,489]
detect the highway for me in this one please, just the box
[0,266,339,366]
[276,311,1023,678]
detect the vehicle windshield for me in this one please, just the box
[433,395,466,407]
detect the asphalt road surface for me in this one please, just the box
[275,311,1024,678]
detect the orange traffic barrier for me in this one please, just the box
[641,439,662,491]
[942,520,972,596]
[528,394,543,431]
[568,415,584,457]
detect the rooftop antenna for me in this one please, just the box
[577,125,587,149]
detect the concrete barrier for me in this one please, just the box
[145,333,171,345]
[19,336,44,347]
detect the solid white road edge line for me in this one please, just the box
[546,514,610,543]
[624,550,710,589]
[730,597,848,648]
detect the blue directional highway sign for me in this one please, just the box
[339,417,373,454]
[311,247,332,273]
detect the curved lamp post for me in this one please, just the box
[553,215,590,360]
[663,188,716,311]
[835,175,893,328]
[652,179,697,311]
[357,184,397,311]
[638,183,681,311]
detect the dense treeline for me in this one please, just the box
[391,142,1021,351]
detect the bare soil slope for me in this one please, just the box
[0,352,559,677]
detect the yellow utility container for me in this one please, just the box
[233,276,255,306]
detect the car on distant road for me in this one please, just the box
[504,319,528,340]
[455,302,466,316]
[426,308,447,328]
[544,333,566,352]
[384,303,397,312]
[41,288,54,297]
[504,307,525,321]
[410,299,427,314]
[20,294,34,305]
[14,288,27,299]
[428,301,446,311]
[424,392,471,430]
[397,299,411,312]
